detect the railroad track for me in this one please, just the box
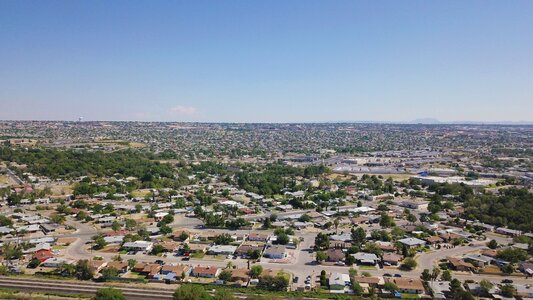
[0,276,333,300]
[0,277,174,299]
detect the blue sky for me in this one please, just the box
[1,1,532,122]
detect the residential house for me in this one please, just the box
[230,268,250,284]
[235,244,264,258]
[354,276,384,288]
[389,277,425,294]
[398,237,426,249]
[463,254,493,267]
[352,252,379,265]
[519,262,533,276]
[208,245,237,255]
[106,261,129,273]
[187,243,208,253]
[247,233,270,242]
[34,249,53,262]
[326,248,345,263]
[263,245,287,259]
[428,281,451,299]
[41,258,75,268]
[383,253,403,266]
[495,227,522,237]
[329,272,351,290]
[448,257,475,272]
[161,264,192,277]
[122,241,153,252]
[191,266,221,278]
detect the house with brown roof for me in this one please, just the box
[140,264,162,278]
[196,231,218,241]
[132,262,148,273]
[247,233,270,242]
[157,241,179,252]
[354,276,384,287]
[191,266,220,278]
[326,248,345,262]
[448,257,475,272]
[480,249,498,258]
[161,264,192,277]
[106,261,129,273]
[171,230,190,242]
[424,236,443,245]
[383,253,403,266]
[235,244,264,258]
[230,268,251,283]
[439,232,462,242]
[187,243,208,253]
[351,216,370,225]
[375,241,396,252]
[389,277,425,294]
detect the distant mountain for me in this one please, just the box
[410,118,441,124]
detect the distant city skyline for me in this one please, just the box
[1,1,532,123]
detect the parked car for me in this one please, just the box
[394,274,402,278]
[293,276,299,283]
[502,279,513,284]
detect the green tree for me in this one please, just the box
[351,227,366,246]
[93,234,107,250]
[102,267,119,280]
[379,213,395,228]
[487,239,498,249]
[500,285,516,298]
[497,248,527,263]
[76,259,94,280]
[151,244,165,255]
[345,253,356,266]
[421,269,431,281]
[93,288,126,300]
[320,270,327,287]
[441,270,452,281]
[257,274,289,291]
[214,233,233,245]
[214,289,235,300]
[383,282,398,293]
[0,215,13,226]
[250,265,263,278]
[173,284,210,300]
[219,270,232,282]
[111,221,121,231]
[479,279,493,295]
[127,259,137,269]
[314,232,330,250]
[316,251,327,263]
[401,257,417,270]
[352,282,364,296]
[431,266,441,281]
[275,232,290,245]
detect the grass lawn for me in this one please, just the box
[191,252,205,259]
[359,265,377,270]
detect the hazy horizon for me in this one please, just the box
[1,1,532,123]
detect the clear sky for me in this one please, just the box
[1,1,532,123]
